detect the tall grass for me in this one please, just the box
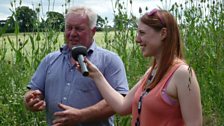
[171,0,224,125]
[0,0,224,125]
[0,0,64,125]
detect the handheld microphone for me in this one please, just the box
[71,45,89,76]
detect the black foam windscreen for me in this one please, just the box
[71,45,87,61]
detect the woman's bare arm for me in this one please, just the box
[174,65,202,126]
[92,71,142,115]
[84,58,147,115]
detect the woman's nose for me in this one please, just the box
[135,34,141,43]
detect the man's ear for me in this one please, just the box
[160,28,167,40]
[91,27,97,36]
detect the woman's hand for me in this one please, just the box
[75,57,102,80]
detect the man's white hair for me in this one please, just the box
[66,6,97,29]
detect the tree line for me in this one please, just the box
[0,6,107,33]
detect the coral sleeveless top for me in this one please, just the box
[132,63,185,126]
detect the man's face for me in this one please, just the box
[65,13,96,50]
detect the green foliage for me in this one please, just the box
[0,60,46,126]
[96,15,106,31]
[46,11,64,31]
[14,6,38,32]
[0,0,224,126]
[109,0,148,83]
[173,1,224,125]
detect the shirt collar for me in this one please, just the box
[87,41,97,56]
[60,45,70,54]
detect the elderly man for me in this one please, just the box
[24,6,129,126]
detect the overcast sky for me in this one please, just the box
[0,0,182,24]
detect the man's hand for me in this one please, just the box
[24,90,46,112]
[52,103,84,126]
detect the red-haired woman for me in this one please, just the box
[80,9,202,126]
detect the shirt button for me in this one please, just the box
[63,97,67,100]
[67,83,70,86]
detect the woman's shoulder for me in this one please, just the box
[175,59,193,76]
[173,59,191,75]
[172,61,198,89]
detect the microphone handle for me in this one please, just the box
[78,55,89,76]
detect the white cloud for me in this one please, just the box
[0,3,12,20]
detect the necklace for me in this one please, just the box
[135,67,157,126]
[145,67,157,88]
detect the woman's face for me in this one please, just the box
[135,21,164,57]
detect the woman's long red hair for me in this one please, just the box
[140,10,184,89]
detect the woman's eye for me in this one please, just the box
[139,31,145,35]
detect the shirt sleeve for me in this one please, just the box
[104,53,129,95]
[27,55,49,94]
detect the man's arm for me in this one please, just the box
[24,54,50,112]
[52,99,116,126]
[79,99,115,122]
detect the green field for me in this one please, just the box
[0,32,107,60]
